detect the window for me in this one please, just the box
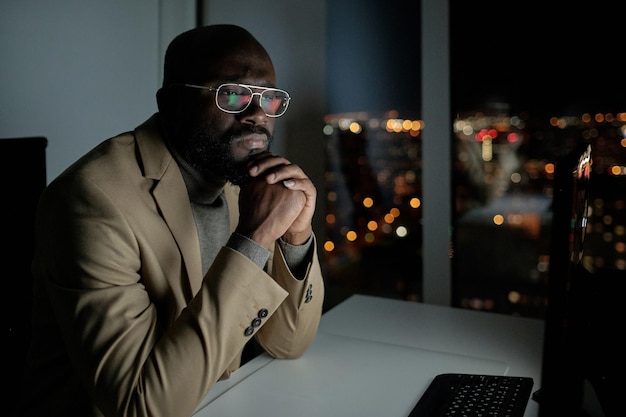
[323,0,626,317]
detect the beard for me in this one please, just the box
[179,124,273,186]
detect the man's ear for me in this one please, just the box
[156,87,168,113]
[157,86,186,119]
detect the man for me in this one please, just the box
[16,24,324,417]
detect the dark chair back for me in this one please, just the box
[1,137,47,401]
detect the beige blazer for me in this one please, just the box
[19,114,325,417]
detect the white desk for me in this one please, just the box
[193,294,545,417]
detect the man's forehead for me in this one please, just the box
[208,52,275,83]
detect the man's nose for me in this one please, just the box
[239,93,269,124]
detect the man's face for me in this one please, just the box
[180,105,274,186]
[171,43,278,186]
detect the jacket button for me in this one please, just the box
[251,317,262,328]
[257,308,269,318]
[244,326,254,337]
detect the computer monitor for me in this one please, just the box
[535,143,618,417]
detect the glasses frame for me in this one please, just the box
[184,83,291,117]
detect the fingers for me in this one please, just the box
[247,152,289,178]
[242,152,317,247]
[282,176,316,197]
[248,152,307,185]
[246,150,317,214]
[236,174,311,248]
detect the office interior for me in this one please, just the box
[3,0,624,415]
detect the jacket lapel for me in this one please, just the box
[134,115,203,296]
[223,183,240,234]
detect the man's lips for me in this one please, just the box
[236,133,269,151]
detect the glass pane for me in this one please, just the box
[323,113,423,307]
[323,0,422,310]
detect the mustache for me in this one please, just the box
[230,126,272,143]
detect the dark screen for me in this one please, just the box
[537,144,619,416]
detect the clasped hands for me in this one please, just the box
[236,152,316,249]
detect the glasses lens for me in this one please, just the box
[216,84,253,112]
[260,89,290,116]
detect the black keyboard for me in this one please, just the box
[408,373,534,417]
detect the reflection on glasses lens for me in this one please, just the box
[218,85,252,111]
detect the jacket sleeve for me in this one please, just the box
[221,182,325,359]
[255,237,325,358]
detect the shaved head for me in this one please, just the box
[162,24,273,88]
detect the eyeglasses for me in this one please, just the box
[184,83,291,117]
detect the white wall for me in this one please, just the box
[0,0,194,182]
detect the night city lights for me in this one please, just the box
[322,109,626,317]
